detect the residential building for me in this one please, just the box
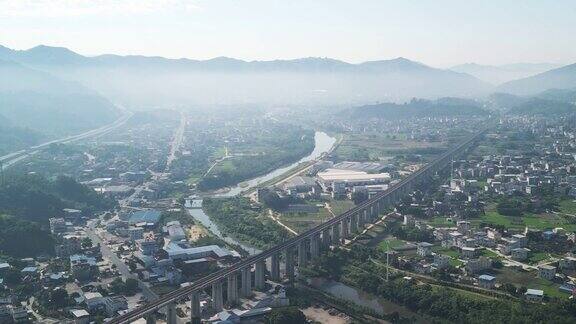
[433,254,450,269]
[417,242,433,257]
[466,257,492,274]
[49,217,67,235]
[538,265,557,280]
[525,289,544,302]
[511,248,530,261]
[70,309,90,324]
[70,254,98,281]
[105,296,128,316]
[478,274,496,289]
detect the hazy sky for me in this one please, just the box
[0,0,575,67]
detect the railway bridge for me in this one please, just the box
[109,125,492,324]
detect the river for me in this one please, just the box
[309,278,426,322]
[186,131,337,255]
[216,131,337,197]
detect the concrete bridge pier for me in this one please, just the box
[145,314,156,324]
[340,218,349,241]
[241,267,252,297]
[212,281,224,311]
[190,292,201,324]
[310,233,320,259]
[227,273,239,305]
[358,210,366,229]
[298,241,308,267]
[270,253,280,282]
[167,303,178,324]
[349,214,358,234]
[285,247,295,283]
[332,223,340,244]
[322,228,331,248]
[255,260,266,290]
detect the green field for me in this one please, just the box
[473,208,576,231]
[432,246,460,258]
[489,267,569,299]
[328,199,356,215]
[333,133,446,162]
[378,238,406,252]
[429,216,454,227]
[559,199,576,215]
[280,207,332,233]
[528,252,551,264]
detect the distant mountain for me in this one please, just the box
[508,98,576,116]
[486,92,529,111]
[536,88,576,104]
[349,97,488,120]
[497,63,576,95]
[450,63,562,85]
[0,60,119,154]
[0,45,491,107]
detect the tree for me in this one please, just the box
[351,191,368,205]
[124,278,139,296]
[265,307,307,324]
[81,237,93,249]
[50,288,69,308]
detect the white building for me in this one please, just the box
[525,289,544,302]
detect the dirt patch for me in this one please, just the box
[302,306,351,324]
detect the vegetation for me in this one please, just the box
[310,248,576,323]
[109,278,140,296]
[509,98,576,116]
[264,307,308,324]
[198,127,314,190]
[203,197,290,249]
[0,215,54,257]
[352,97,488,120]
[0,173,116,223]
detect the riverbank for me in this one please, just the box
[208,131,337,197]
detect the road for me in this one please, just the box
[0,111,133,169]
[86,220,158,302]
[166,111,186,170]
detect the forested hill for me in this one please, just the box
[350,98,489,119]
[0,215,54,257]
[0,60,119,155]
[0,173,116,224]
[508,98,576,116]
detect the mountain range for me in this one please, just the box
[0,58,119,155]
[450,63,562,85]
[0,45,492,107]
[497,63,576,95]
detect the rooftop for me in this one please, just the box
[128,210,161,225]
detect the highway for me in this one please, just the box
[0,111,133,169]
[108,125,491,324]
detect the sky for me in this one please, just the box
[0,0,575,67]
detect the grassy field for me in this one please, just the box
[528,252,551,264]
[429,216,454,227]
[471,206,576,231]
[328,199,356,215]
[377,238,406,252]
[333,133,446,162]
[489,267,569,299]
[280,207,332,233]
[432,246,460,258]
[559,199,576,215]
